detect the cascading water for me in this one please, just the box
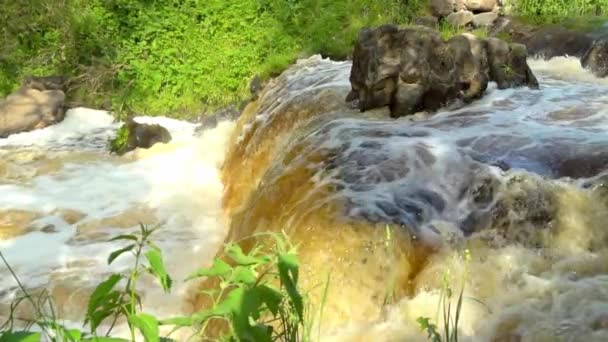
[2,55,608,341]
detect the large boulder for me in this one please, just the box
[0,76,67,138]
[581,39,608,78]
[347,25,538,118]
[110,118,172,154]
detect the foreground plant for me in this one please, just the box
[0,228,316,342]
[417,249,472,342]
[0,224,173,342]
[165,232,313,342]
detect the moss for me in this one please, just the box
[109,124,129,154]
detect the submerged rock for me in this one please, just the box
[110,118,171,154]
[524,26,593,59]
[0,76,67,138]
[347,25,538,117]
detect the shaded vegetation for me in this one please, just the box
[0,0,425,119]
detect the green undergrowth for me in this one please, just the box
[0,226,324,341]
[512,0,608,31]
[1,0,425,119]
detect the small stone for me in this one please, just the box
[41,224,57,233]
[430,0,455,18]
[465,0,497,12]
[472,12,498,27]
[446,11,474,27]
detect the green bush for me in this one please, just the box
[1,0,425,119]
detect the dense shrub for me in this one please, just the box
[0,0,424,119]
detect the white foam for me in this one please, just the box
[0,110,234,322]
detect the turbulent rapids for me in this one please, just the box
[3,55,608,341]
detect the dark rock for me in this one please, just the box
[347,25,536,118]
[524,26,593,59]
[446,11,474,27]
[196,102,245,131]
[249,75,263,99]
[112,118,172,154]
[486,38,539,89]
[430,0,455,18]
[0,76,67,138]
[581,39,608,77]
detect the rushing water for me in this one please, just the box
[3,56,608,341]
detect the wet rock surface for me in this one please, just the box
[582,39,608,78]
[114,118,172,154]
[347,25,538,117]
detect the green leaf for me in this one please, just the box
[0,331,41,342]
[255,285,282,317]
[82,337,131,342]
[107,244,135,265]
[230,266,257,285]
[145,249,172,292]
[226,244,267,266]
[108,234,138,242]
[85,274,123,332]
[185,258,231,280]
[129,313,160,342]
[278,253,303,321]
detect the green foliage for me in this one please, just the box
[109,125,129,154]
[512,0,608,30]
[514,0,608,18]
[0,228,320,342]
[1,0,426,118]
[181,232,313,341]
[0,224,173,342]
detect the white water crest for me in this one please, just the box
[0,109,234,336]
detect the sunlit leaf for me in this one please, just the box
[230,266,257,285]
[145,249,172,292]
[185,258,231,280]
[226,244,267,266]
[0,331,41,342]
[129,313,160,342]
